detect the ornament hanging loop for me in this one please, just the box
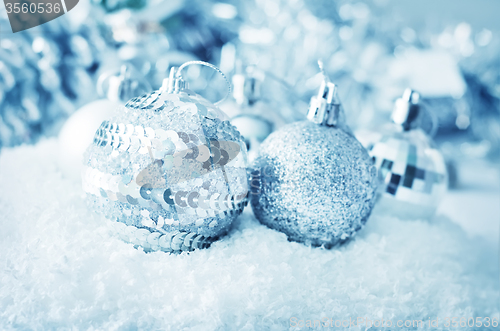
[317,59,329,82]
[160,61,231,105]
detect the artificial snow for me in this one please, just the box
[0,139,498,330]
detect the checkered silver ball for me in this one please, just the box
[368,129,448,219]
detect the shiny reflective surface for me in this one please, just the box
[369,128,448,219]
[83,89,249,252]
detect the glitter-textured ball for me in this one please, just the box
[365,89,448,220]
[250,80,378,248]
[82,74,249,252]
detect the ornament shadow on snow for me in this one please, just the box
[250,62,379,248]
[83,61,249,253]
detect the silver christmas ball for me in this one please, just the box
[82,68,249,252]
[250,80,378,248]
[369,130,448,219]
[367,89,448,220]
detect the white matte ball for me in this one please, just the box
[58,99,120,180]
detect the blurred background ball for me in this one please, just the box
[58,99,120,180]
[57,65,151,180]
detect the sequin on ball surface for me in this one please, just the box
[82,89,249,252]
[250,121,378,248]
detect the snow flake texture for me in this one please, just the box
[0,139,498,330]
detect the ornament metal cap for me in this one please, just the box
[97,65,151,103]
[160,67,188,94]
[232,63,262,106]
[232,64,294,108]
[392,88,421,131]
[307,63,344,127]
[232,73,261,106]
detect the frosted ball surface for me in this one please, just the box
[250,121,378,247]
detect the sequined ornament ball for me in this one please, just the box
[250,77,378,248]
[82,65,249,252]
